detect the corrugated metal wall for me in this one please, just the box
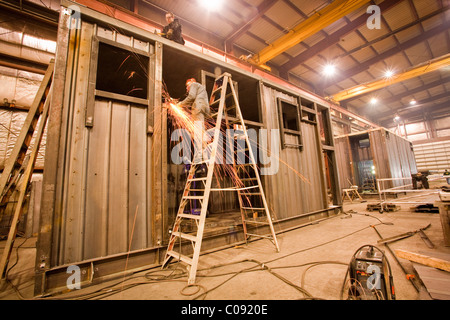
[35,4,339,293]
[260,85,326,220]
[334,136,353,190]
[413,139,450,172]
[52,21,155,266]
[335,129,417,192]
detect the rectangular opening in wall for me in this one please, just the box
[279,99,300,131]
[96,41,149,100]
[162,46,265,241]
[300,97,315,110]
[300,97,317,123]
[317,104,333,146]
[277,97,302,149]
[349,133,376,192]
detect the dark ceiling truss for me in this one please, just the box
[277,0,404,76]
[378,94,450,127]
[320,14,449,92]
[0,0,448,129]
[224,0,278,51]
[113,0,450,127]
[346,74,450,108]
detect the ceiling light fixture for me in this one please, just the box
[394,114,400,122]
[384,69,395,79]
[370,97,378,104]
[323,63,336,76]
[199,0,224,11]
[409,99,416,105]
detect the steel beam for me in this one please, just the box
[248,0,371,66]
[328,53,450,102]
[225,0,277,52]
[375,92,450,123]
[345,74,449,105]
[323,21,449,89]
[279,0,403,73]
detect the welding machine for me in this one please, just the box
[344,245,395,300]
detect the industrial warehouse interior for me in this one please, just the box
[0,0,449,308]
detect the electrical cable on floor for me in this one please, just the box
[2,237,30,300]
[187,221,385,300]
[191,258,316,300]
[33,217,388,300]
[343,209,394,225]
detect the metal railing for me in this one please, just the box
[376,175,447,212]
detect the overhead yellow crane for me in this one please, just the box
[248,0,371,68]
[328,53,450,102]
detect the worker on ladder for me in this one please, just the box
[179,78,211,164]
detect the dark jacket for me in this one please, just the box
[162,19,185,45]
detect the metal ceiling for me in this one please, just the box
[136,0,449,128]
[1,0,447,129]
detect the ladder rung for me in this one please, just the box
[246,233,273,240]
[192,160,209,165]
[172,231,197,242]
[183,195,204,200]
[241,207,265,210]
[178,213,201,220]
[166,250,193,265]
[210,98,220,106]
[211,85,223,95]
[239,192,262,196]
[244,220,270,225]
[211,93,233,105]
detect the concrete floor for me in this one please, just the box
[1,196,449,302]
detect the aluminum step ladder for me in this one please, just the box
[161,73,279,285]
[0,59,54,280]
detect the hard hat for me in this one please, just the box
[186,78,196,86]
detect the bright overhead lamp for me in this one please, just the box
[409,99,416,105]
[384,69,395,79]
[370,97,378,104]
[199,0,224,11]
[394,114,400,121]
[323,63,336,76]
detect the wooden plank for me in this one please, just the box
[413,263,450,300]
[395,249,450,272]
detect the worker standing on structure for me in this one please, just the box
[162,12,185,45]
[179,78,211,164]
[444,169,450,184]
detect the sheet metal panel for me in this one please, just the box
[83,99,110,261]
[260,85,326,220]
[335,129,418,192]
[334,136,353,189]
[54,20,154,266]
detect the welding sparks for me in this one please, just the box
[167,101,195,133]
[165,89,309,223]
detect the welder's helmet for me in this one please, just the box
[186,78,196,87]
